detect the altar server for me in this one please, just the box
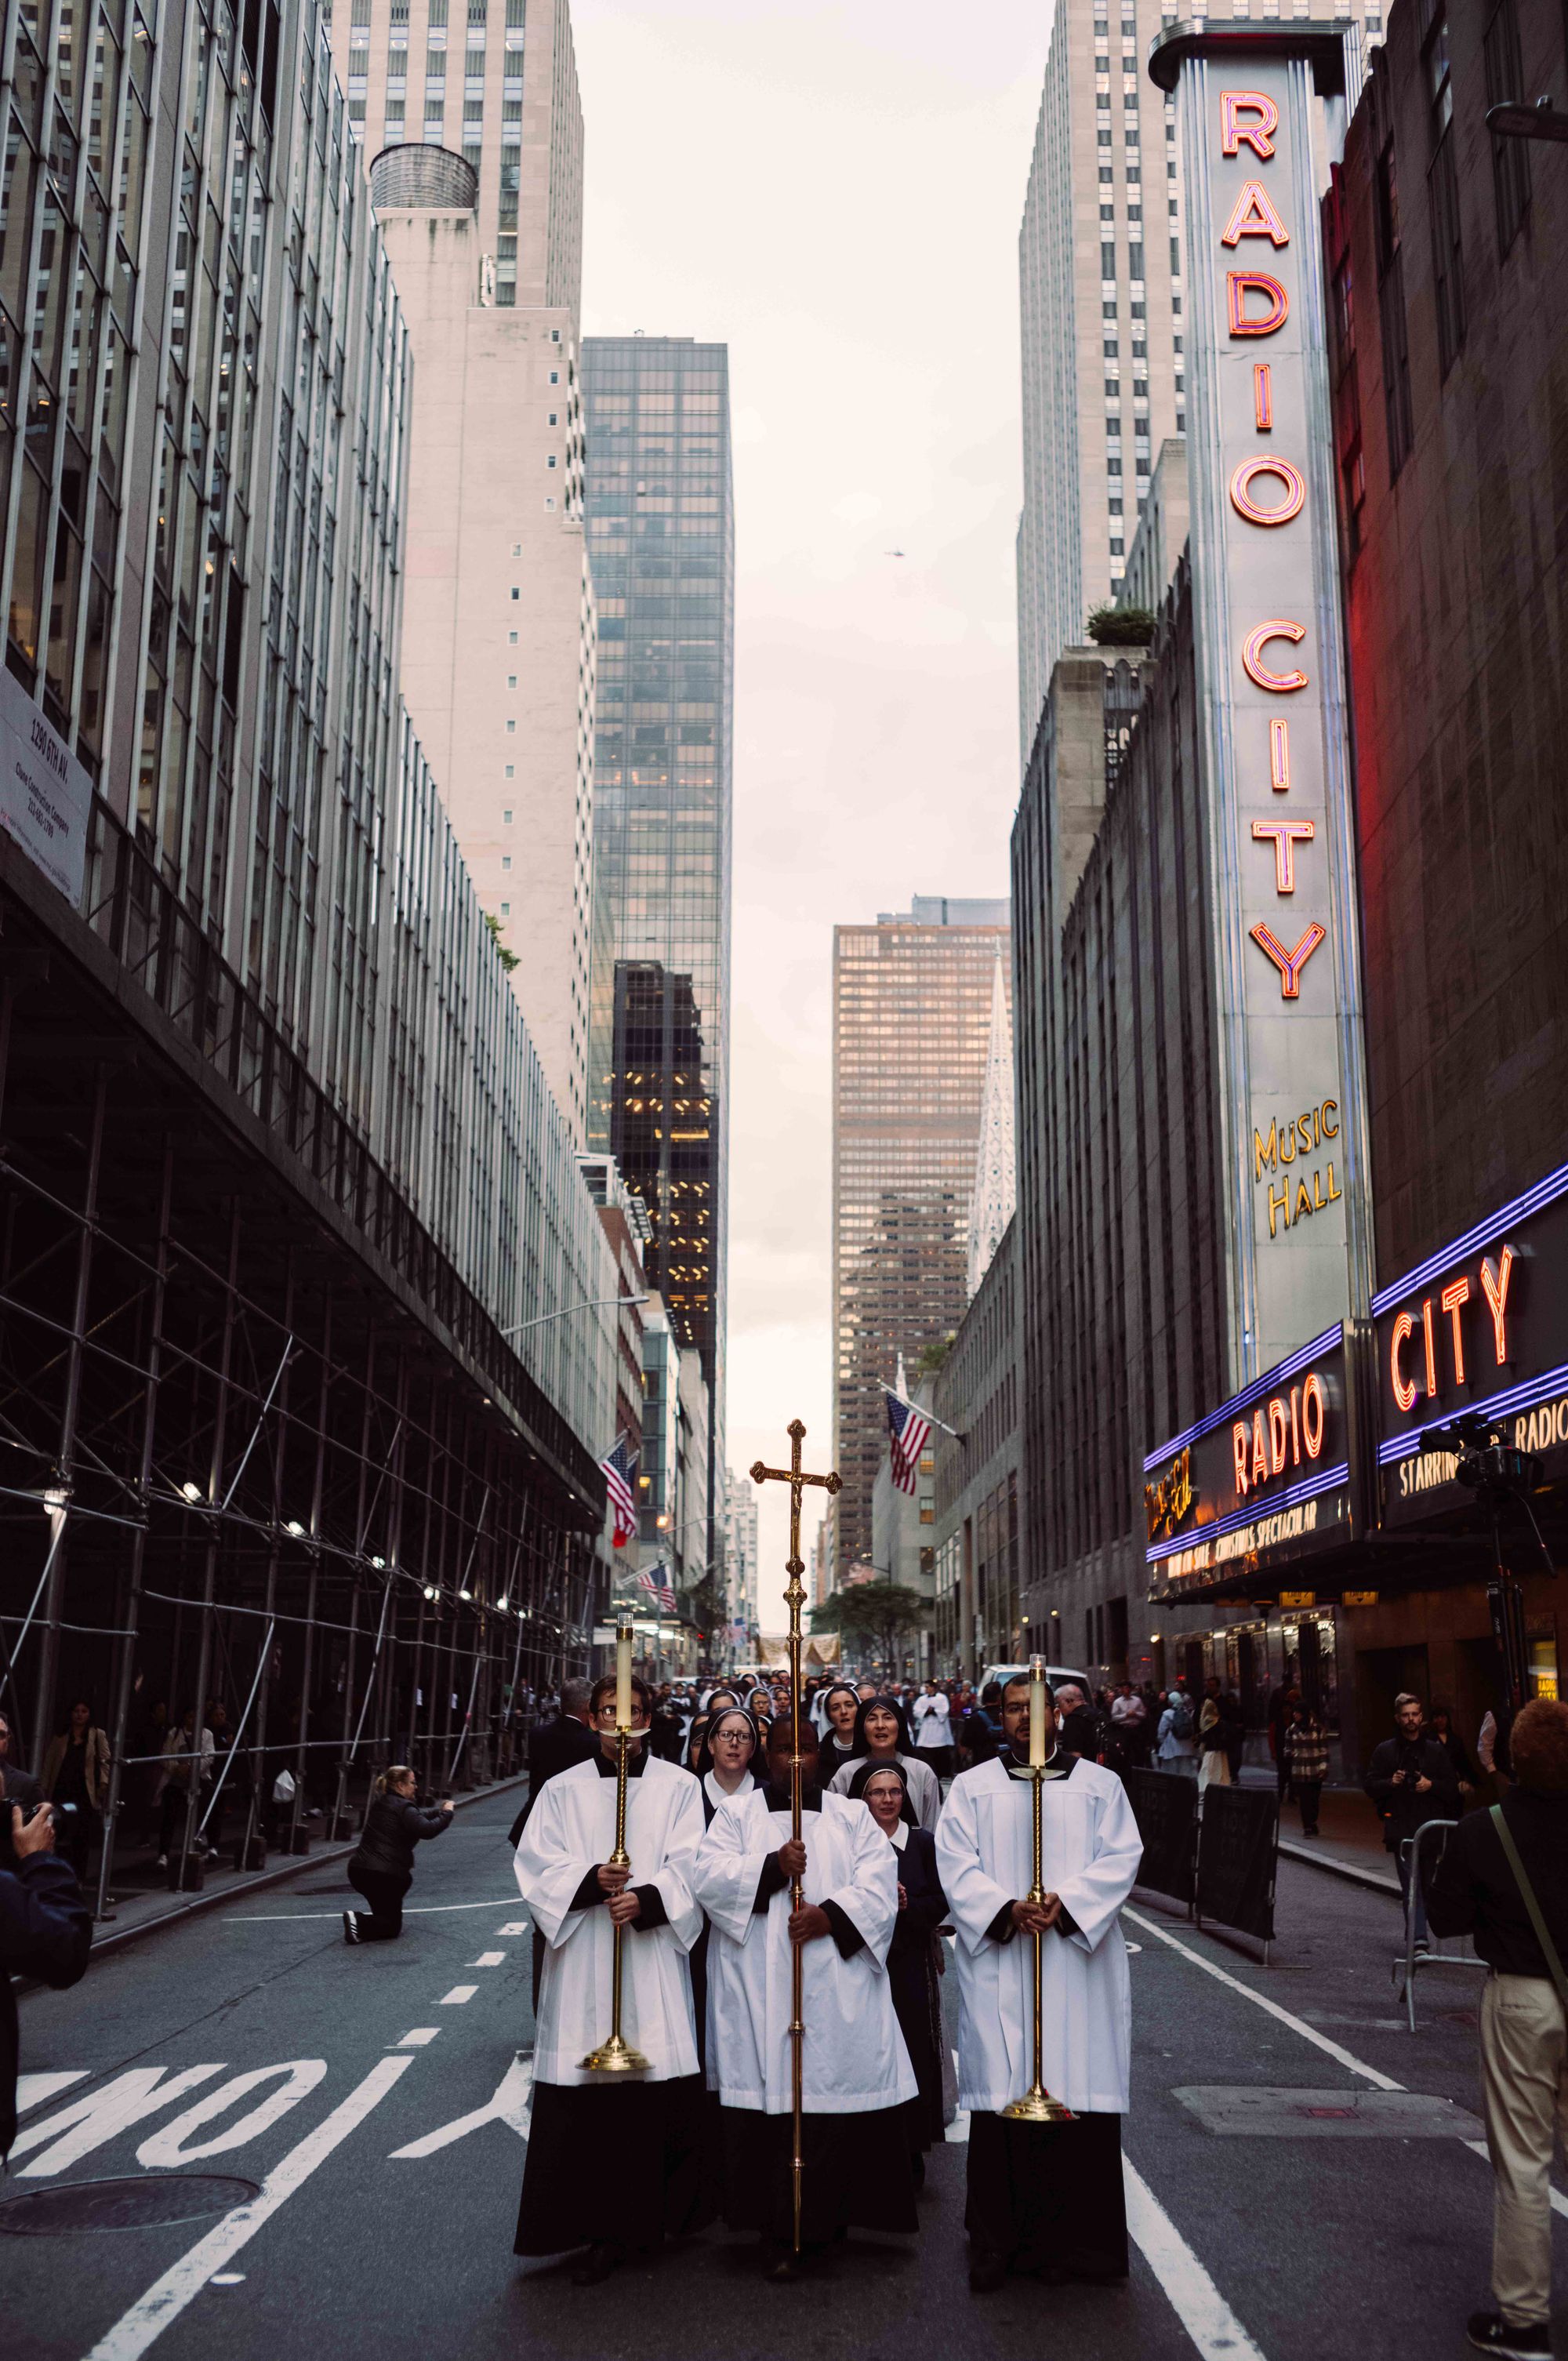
[513,1673,708,2285]
[693,1710,917,2277]
[935,1672,1142,2293]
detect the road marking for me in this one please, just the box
[393,2030,440,2048]
[14,2068,228,2178]
[1123,1908,1403,2090]
[209,2277,245,2287]
[137,2062,327,2168]
[470,1951,506,1967]
[16,2071,89,2116]
[1125,1907,1568,2220]
[1123,2154,1269,2360]
[227,1898,520,1921]
[390,2052,533,2157]
[439,1985,477,2005]
[84,2057,412,2361]
[499,1921,528,1935]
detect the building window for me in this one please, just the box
[510,586,520,600]
[502,855,512,870]
[500,902,510,916]
[1483,0,1530,252]
[504,763,514,777]
[1374,132,1414,479]
[503,808,513,823]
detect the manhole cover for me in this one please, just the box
[0,2175,259,2236]
[1171,2087,1486,2138]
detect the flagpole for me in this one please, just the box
[883,1385,964,1445]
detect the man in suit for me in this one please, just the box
[508,1680,599,2010]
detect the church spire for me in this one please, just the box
[966,945,1014,1299]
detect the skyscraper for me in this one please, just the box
[581,335,734,1574]
[327,1,595,1135]
[831,899,1010,1586]
[1014,0,1381,761]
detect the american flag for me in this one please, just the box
[884,1387,932,1496]
[637,1565,678,1614]
[601,1434,639,1549]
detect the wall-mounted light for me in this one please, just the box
[369,1555,386,1571]
[285,1520,306,1538]
[181,1481,203,1503]
[459,1589,472,1602]
[423,1585,437,1602]
[42,1486,68,1513]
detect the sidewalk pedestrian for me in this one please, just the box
[1428,1703,1479,1803]
[41,1700,111,1881]
[1197,1679,1232,1793]
[1156,1686,1198,1774]
[155,1709,214,1869]
[1,1801,92,2160]
[343,1766,453,1943]
[0,1709,45,1869]
[1428,1696,1568,2361]
[911,1678,955,1781]
[1364,1691,1460,1954]
[1282,1698,1329,1836]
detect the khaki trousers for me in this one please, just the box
[1479,1971,1568,2327]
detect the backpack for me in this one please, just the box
[1169,1695,1196,1742]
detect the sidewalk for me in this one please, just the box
[1239,1769,1400,1893]
[80,1773,527,1959]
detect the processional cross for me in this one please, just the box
[749,1419,840,2254]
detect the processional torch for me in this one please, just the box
[1002,1653,1075,2125]
[750,1421,841,2257]
[580,1608,650,2076]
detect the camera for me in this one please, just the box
[1420,1413,1542,1497]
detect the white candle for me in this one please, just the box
[1029,1653,1047,1768]
[615,1619,632,1730]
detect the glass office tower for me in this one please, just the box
[581,336,733,1569]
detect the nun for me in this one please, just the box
[827,1693,943,1829]
[816,1682,864,1783]
[850,1758,949,2183]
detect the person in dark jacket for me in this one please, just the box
[343,1767,452,1943]
[1428,1703,1479,1800]
[1363,1691,1460,1953]
[850,1757,949,2184]
[507,1678,597,1850]
[2,1800,93,2159]
[1428,1697,1568,2361]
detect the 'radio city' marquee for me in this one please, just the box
[1374,1160,1568,1524]
[1150,23,1374,1385]
[1143,1324,1356,1599]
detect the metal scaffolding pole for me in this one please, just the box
[32,1070,107,1760]
[96,1142,174,1921]
[176,1203,241,1891]
[287,1291,336,1854]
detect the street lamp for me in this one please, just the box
[500,1291,646,1339]
[1486,96,1568,144]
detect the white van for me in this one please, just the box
[980,1662,1091,1697]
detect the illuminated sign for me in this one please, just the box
[1375,1159,1568,1524]
[1144,1324,1353,1593]
[1149,25,1373,1382]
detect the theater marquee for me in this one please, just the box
[1150,23,1374,1383]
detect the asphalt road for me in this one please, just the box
[5,1784,1565,2361]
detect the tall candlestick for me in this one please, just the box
[1029,1652,1047,1767]
[615,1614,632,1730]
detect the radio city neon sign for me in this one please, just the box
[1215,89,1329,1011]
[1232,1365,1328,1497]
[1388,1245,1516,1413]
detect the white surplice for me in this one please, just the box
[515,1752,705,2087]
[692,1788,917,2115]
[935,1755,1142,2115]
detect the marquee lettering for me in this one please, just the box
[1220,90,1279,158]
[1226,271,1290,335]
[1231,1364,1330,1495]
[1220,178,1291,247]
[1240,619,1308,692]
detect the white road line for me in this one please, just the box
[83,2057,412,2361]
[393,2030,440,2048]
[1125,1906,1568,2219]
[470,1951,506,1967]
[16,2071,89,2116]
[389,2053,533,2158]
[209,2277,245,2287]
[227,1898,520,1922]
[499,1921,528,1935]
[439,1985,477,2005]
[1123,1907,1404,2090]
[1123,2155,1269,2361]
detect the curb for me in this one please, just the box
[80,1774,528,1963]
[1277,1836,1399,1895]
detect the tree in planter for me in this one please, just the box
[1085,602,1155,647]
[810,1580,929,1681]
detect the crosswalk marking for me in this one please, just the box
[470,1951,506,1967]
[439,1985,477,2005]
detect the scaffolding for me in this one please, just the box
[0,831,605,1915]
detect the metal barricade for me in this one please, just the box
[1395,1817,1488,2032]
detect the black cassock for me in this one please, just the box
[884,1824,948,2153]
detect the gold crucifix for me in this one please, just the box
[749,1418,840,2255]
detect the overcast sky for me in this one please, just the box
[573,0,1050,1614]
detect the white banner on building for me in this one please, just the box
[0,664,93,903]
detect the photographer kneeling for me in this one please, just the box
[343,1767,452,1945]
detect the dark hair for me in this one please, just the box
[1002,1673,1056,1706]
[589,1672,655,1719]
[848,1756,916,1826]
[821,1682,859,1720]
[980,1681,1002,1706]
[1508,1698,1568,1795]
[848,1691,914,1760]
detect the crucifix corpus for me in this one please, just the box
[749,1418,841,2255]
